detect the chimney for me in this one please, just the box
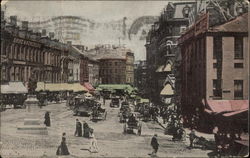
[21,21,28,30]
[41,29,46,37]
[49,32,55,39]
[10,16,17,26]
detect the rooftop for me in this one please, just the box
[209,12,248,33]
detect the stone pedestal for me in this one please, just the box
[17,95,48,135]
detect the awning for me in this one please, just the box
[36,82,45,91]
[223,108,248,117]
[156,63,172,72]
[204,100,249,117]
[156,65,164,72]
[83,82,95,91]
[160,84,174,96]
[140,98,149,103]
[97,84,134,93]
[68,83,88,92]
[163,63,171,72]
[45,83,66,91]
[1,82,28,94]
[205,100,248,113]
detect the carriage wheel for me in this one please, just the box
[123,124,127,134]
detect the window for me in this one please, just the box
[234,37,243,59]
[234,63,243,68]
[213,37,222,59]
[213,79,222,98]
[234,80,243,99]
[213,63,217,68]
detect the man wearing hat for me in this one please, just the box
[150,134,159,156]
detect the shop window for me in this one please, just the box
[213,79,222,98]
[234,63,243,68]
[234,37,243,59]
[234,80,243,99]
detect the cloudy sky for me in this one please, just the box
[2,0,170,22]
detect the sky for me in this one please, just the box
[1,0,177,60]
[2,0,169,22]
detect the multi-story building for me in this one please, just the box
[179,12,248,131]
[145,2,195,103]
[134,60,147,96]
[67,44,81,83]
[99,57,127,84]
[85,45,134,85]
[88,58,100,87]
[1,14,69,85]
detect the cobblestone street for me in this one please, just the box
[0,100,213,158]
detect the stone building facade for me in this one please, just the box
[145,2,195,103]
[1,14,69,84]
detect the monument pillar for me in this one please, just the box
[17,74,48,135]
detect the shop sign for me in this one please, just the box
[13,38,41,48]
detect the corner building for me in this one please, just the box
[179,13,248,131]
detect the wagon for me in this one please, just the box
[110,97,120,108]
[123,114,142,135]
[73,96,95,116]
[90,105,107,121]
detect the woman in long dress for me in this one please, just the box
[89,130,98,153]
[56,132,70,155]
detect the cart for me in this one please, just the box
[110,97,120,108]
[123,113,142,135]
[73,96,94,116]
[90,105,107,121]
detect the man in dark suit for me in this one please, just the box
[150,134,159,156]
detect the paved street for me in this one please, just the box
[0,100,213,158]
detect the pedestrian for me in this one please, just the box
[189,129,196,148]
[149,134,159,156]
[56,132,70,155]
[74,119,82,137]
[83,121,90,138]
[44,111,51,127]
[89,129,98,153]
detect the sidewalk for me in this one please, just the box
[156,116,214,141]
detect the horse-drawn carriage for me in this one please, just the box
[90,103,107,121]
[119,102,132,123]
[123,113,142,135]
[72,95,95,116]
[110,97,120,108]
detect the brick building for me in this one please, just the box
[1,13,69,85]
[85,45,134,85]
[99,57,126,84]
[178,12,248,130]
